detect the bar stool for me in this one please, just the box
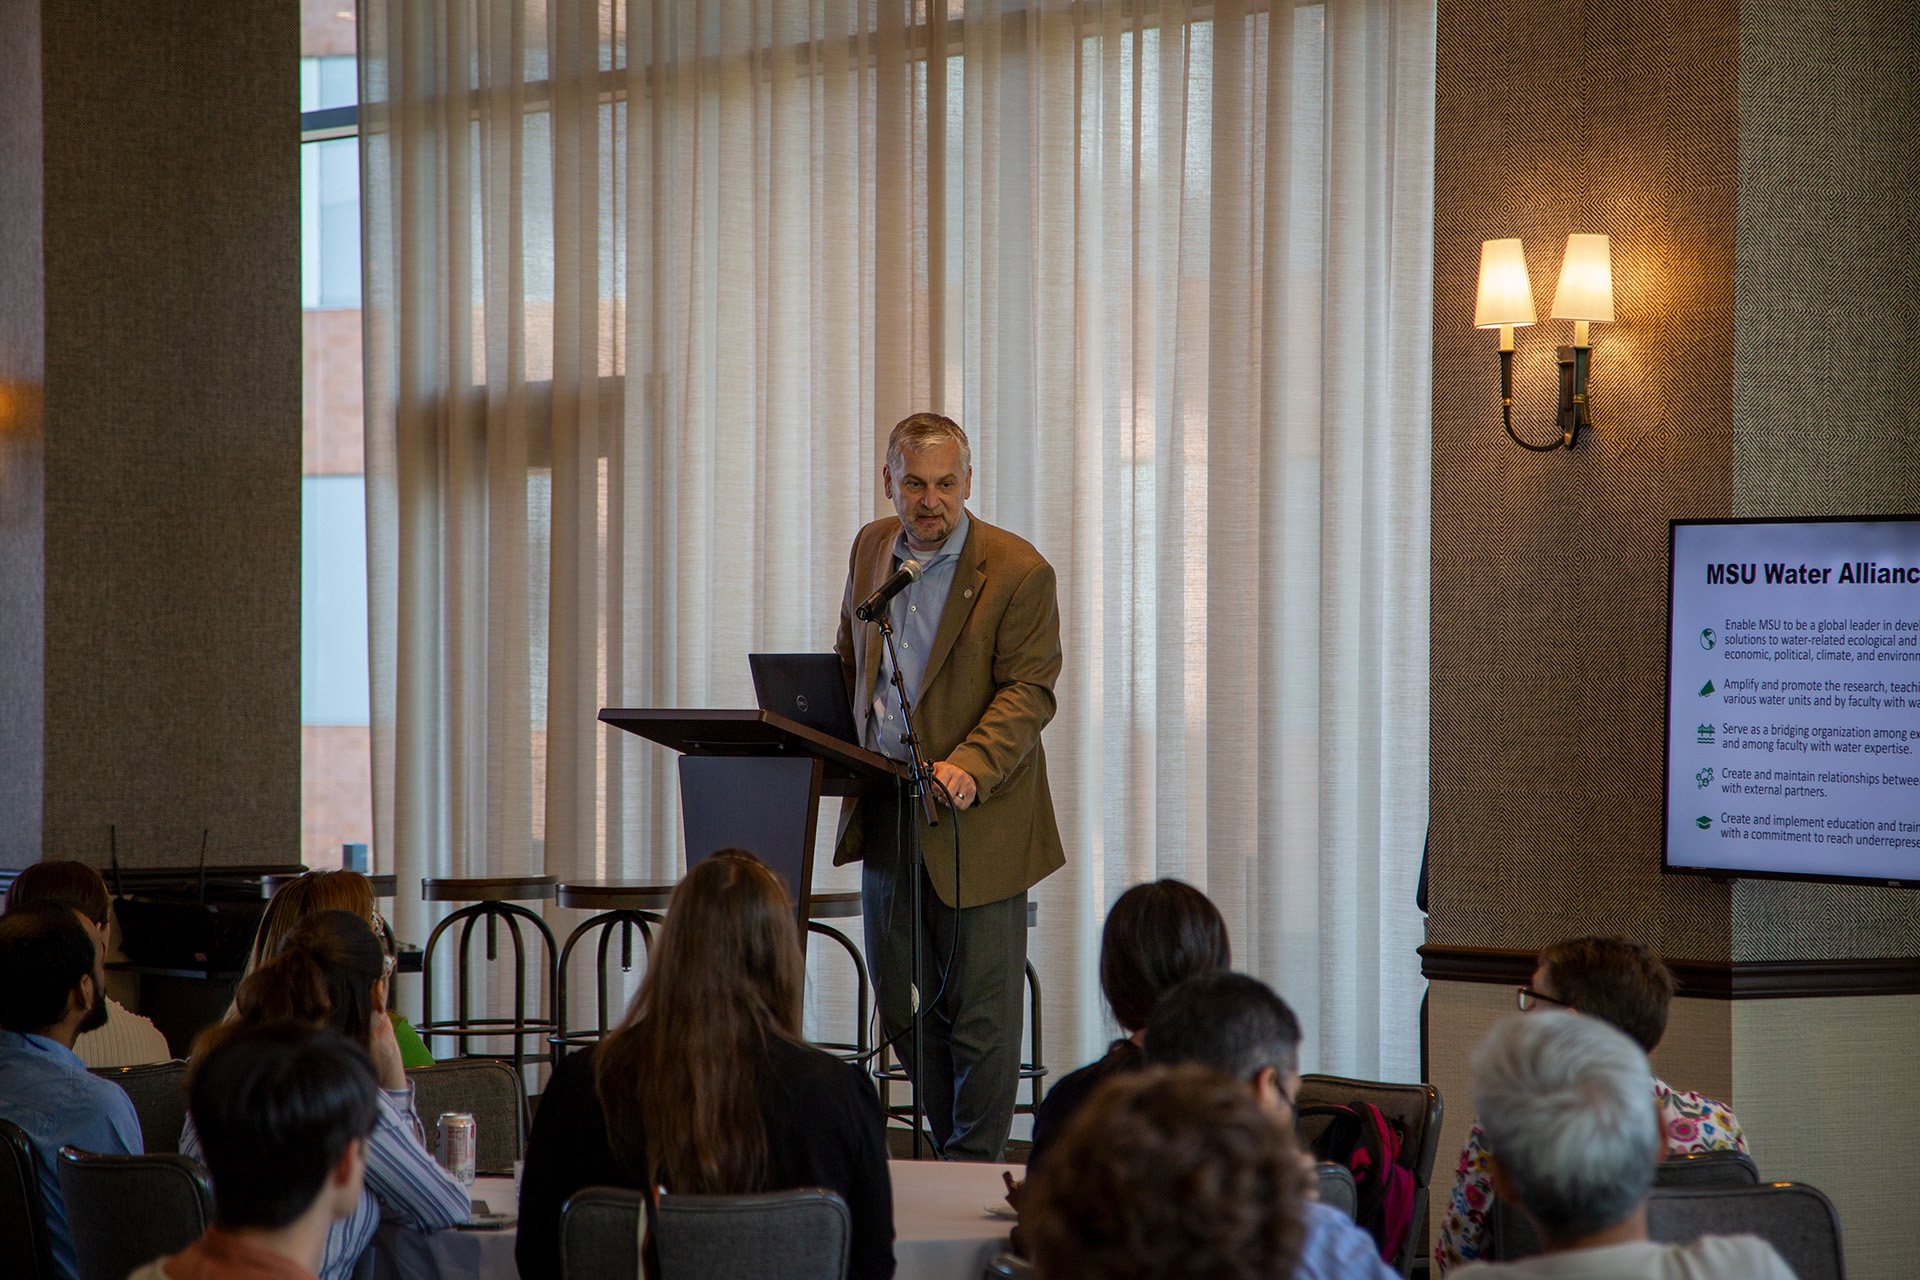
[805,892,872,1063]
[876,898,1047,1136]
[550,881,672,1061]
[549,880,874,1066]
[417,876,560,1079]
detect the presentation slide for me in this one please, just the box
[1667,518,1920,882]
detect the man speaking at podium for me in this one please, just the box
[834,412,1065,1161]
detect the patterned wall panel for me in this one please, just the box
[37,0,301,864]
[0,0,45,869]
[1430,0,1740,957]
[1729,0,1920,962]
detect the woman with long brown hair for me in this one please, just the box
[516,850,894,1280]
[186,910,469,1280]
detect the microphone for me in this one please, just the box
[855,559,923,622]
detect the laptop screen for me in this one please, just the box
[748,653,864,747]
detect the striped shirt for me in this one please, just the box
[181,1079,469,1280]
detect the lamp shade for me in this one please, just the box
[1550,233,1614,321]
[1475,239,1537,328]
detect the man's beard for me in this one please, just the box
[77,973,110,1034]
[908,511,954,547]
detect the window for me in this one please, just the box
[301,27,370,868]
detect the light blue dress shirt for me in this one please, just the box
[0,1029,143,1280]
[1295,1199,1400,1280]
[866,509,971,761]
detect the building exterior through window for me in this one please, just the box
[300,1,369,868]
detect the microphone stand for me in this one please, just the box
[872,606,942,1159]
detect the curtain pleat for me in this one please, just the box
[364,0,1433,1086]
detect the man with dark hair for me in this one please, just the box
[1437,937,1747,1272]
[1145,971,1302,1099]
[5,858,171,1066]
[0,902,143,1280]
[129,1022,380,1280]
[1144,971,1397,1280]
[1024,1064,1305,1280]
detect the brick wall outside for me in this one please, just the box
[304,307,363,474]
[303,0,354,58]
[302,723,370,868]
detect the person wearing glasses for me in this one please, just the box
[1434,937,1748,1273]
[184,911,469,1280]
[244,869,434,1067]
[1143,971,1399,1280]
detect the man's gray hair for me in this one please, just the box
[887,412,972,476]
[1470,1011,1661,1243]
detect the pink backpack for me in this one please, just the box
[1300,1099,1418,1264]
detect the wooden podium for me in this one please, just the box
[596,708,908,950]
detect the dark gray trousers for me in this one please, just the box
[861,796,1028,1162]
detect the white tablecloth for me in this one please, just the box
[889,1159,1018,1280]
[411,1162,1014,1280]
[404,1177,519,1280]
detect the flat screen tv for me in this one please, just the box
[1665,516,1920,887]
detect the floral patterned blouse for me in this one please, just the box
[1433,1078,1746,1273]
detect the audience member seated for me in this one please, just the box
[1437,937,1747,1272]
[5,859,172,1067]
[1026,878,1230,1167]
[129,1023,380,1280]
[0,902,143,1280]
[1023,1063,1305,1280]
[516,849,895,1280]
[1144,971,1397,1280]
[185,910,468,1280]
[1448,1011,1792,1279]
[243,870,433,1066]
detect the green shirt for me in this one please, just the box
[390,1012,435,1067]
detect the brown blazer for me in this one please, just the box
[833,513,1066,907]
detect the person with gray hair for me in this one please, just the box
[1450,1012,1792,1278]
[834,411,1065,1160]
[1439,938,1746,1271]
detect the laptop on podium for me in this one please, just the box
[748,653,864,748]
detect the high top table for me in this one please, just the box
[413,1160,1017,1280]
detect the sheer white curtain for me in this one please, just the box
[362,0,1432,1082]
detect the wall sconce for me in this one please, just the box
[1476,234,1614,451]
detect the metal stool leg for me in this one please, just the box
[1022,959,1046,1113]
[805,921,871,1062]
[554,910,659,1061]
[418,900,559,1078]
